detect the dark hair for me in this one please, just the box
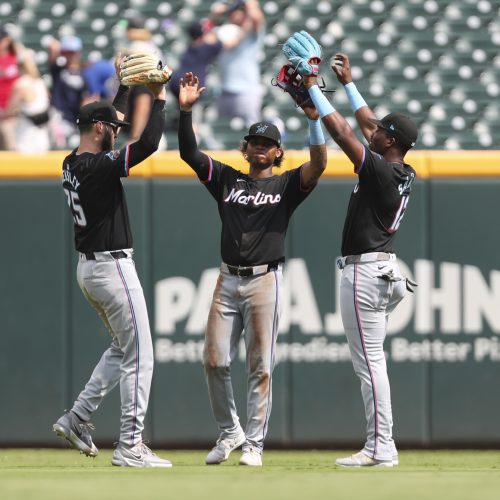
[188,22,204,40]
[240,140,285,168]
[78,123,94,133]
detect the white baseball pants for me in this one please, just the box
[71,251,154,448]
[339,255,406,461]
[203,264,282,451]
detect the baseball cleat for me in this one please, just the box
[205,431,246,465]
[53,411,98,457]
[392,454,399,466]
[112,442,172,468]
[239,445,262,466]
[335,451,393,468]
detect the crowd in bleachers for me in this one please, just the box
[0,0,500,151]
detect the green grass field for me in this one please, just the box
[1,449,499,500]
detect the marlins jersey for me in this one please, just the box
[341,145,416,256]
[62,99,165,252]
[198,158,313,266]
[62,148,134,252]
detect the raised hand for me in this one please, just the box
[331,53,353,85]
[178,72,206,112]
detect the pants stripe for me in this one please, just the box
[261,269,279,440]
[115,260,140,446]
[353,264,379,458]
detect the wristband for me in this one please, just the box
[112,85,130,114]
[308,85,336,118]
[344,82,367,112]
[308,119,325,145]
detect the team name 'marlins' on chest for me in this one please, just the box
[224,187,281,206]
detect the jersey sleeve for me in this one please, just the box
[86,149,133,180]
[198,158,236,202]
[282,165,317,211]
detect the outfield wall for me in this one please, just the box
[1,151,499,447]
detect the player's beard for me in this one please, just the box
[101,128,114,151]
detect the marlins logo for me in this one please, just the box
[106,150,120,161]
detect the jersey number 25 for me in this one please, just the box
[64,189,87,227]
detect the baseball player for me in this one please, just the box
[53,55,172,468]
[316,53,416,467]
[178,72,327,466]
[283,33,417,467]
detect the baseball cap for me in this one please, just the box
[76,101,130,127]
[244,122,281,146]
[369,112,418,149]
[226,0,246,14]
[60,35,83,52]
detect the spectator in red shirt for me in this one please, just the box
[0,24,19,150]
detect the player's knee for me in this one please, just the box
[202,355,228,371]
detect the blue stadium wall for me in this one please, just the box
[0,151,499,447]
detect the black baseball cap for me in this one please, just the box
[369,112,418,149]
[76,101,129,127]
[227,0,246,14]
[244,122,281,146]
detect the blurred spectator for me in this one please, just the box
[47,35,89,148]
[0,24,19,150]
[215,0,264,126]
[122,14,163,58]
[7,46,50,153]
[169,20,245,148]
[116,13,167,149]
[83,58,117,101]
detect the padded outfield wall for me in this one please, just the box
[0,150,499,447]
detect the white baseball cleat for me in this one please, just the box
[239,445,262,466]
[335,451,393,468]
[392,454,399,466]
[205,431,246,465]
[53,411,98,458]
[112,442,172,468]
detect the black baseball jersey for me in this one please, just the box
[200,158,313,266]
[62,99,166,252]
[341,145,416,256]
[178,110,314,266]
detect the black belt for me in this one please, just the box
[85,251,127,260]
[225,262,280,277]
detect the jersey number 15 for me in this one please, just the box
[64,189,87,227]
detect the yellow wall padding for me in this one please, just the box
[1,150,499,179]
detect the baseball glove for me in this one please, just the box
[272,64,335,108]
[119,53,173,86]
[282,31,322,76]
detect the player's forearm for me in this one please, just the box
[112,85,130,117]
[127,99,166,165]
[308,119,326,180]
[307,144,327,185]
[344,82,376,141]
[178,110,211,174]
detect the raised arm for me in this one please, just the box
[332,53,376,143]
[296,90,327,188]
[125,82,166,166]
[244,0,265,32]
[177,72,212,176]
[303,74,365,170]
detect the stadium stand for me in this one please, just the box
[1,0,499,150]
